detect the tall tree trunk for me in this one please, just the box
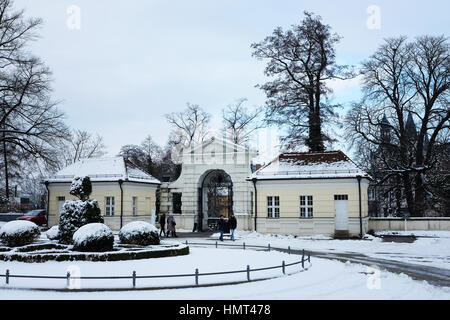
[402,172,415,216]
[413,114,428,217]
[308,112,324,152]
[2,131,9,199]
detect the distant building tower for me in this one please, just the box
[380,114,392,145]
[405,112,418,142]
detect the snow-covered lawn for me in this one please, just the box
[213,230,450,270]
[0,247,448,299]
[0,229,449,299]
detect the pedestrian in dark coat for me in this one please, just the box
[229,213,237,241]
[159,213,166,237]
[167,213,177,237]
[218,215,226,241]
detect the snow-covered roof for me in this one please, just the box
[45,157,161,184]
[249,151,370,180]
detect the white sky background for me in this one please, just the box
[12,0,450,162]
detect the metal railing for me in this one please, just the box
[0,241,311,291]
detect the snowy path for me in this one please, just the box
[308,251,450,287]
[181,241,450,288]
[177,230,450,288]
[198,230,450,269]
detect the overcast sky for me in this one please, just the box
[13,0,450,159]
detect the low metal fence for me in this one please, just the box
[0,241,311,291]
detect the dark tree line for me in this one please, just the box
[253,12,449,216]
[0,0,67,201]
[346,36,449,216]
[0,0,107,211]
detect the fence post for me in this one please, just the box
[282,261,285,275]
[243,242,246,250]
[5,269,9,285]
[302,250,305,269]
[185,240,188,246]
[268,243,271,252]
[246,265,250,281]
[288,246,291,255]
[66,271,70,288]
[132,271,136,288]
[195,268,199,286]
[215,241,218,248]
[308,252,310,263]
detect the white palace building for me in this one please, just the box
[45,135,370,238]
[160,136,370,238]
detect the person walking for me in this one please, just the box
[229,213,237,241]
[158,213,166,237]
[218,215,226,241]
[167,213,177,237]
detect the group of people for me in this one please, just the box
[158,213,177,238]
[157,212,238,241]
[218,213,237,241]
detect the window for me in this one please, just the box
[300,196,313,218]
[57,196,65,215]
[132,197,137,216]
[172,193,182,214]
[267,196,280,218]
[334,195,348,200]
[105,196,115,216]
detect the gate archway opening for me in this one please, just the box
[198,170,233,231]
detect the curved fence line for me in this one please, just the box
[0,241,311,291]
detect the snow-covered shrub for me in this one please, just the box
[46,226,60,240]
[58,176,103,244]
[0,220,41,247]
[119,221,160,246]
[72,223,114,252]
[70,176,92,200]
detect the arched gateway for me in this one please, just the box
[198,169,233,231]
[160,136,257,231]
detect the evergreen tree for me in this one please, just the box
[58,176,103,244]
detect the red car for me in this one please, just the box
[16,209,48,226]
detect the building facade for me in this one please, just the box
[161,136,257,231]
[249,151,370,237]
[44,157,161,230]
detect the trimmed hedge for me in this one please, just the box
[0,221,41,247]
[0,244,189,263]
[119,221,160,246]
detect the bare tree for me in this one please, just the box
[165,103,211,149]
[0,0,42,69]
[141,135,163,164]
[347,36,450,216]
[251,11,354,151]
[55,130,107,169]
[0,0,68,199]
[406,35,450,216]
[222,98,263,145]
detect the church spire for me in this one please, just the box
[405,112,418,141]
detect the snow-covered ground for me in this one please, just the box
[0,228,449,299]
[210,230,450,270]
[0,247,448,299]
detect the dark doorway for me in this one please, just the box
[198,170,233,231]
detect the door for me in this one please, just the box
[58,197,65,215]
[146,197,152,215]
[334,195,348,231]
